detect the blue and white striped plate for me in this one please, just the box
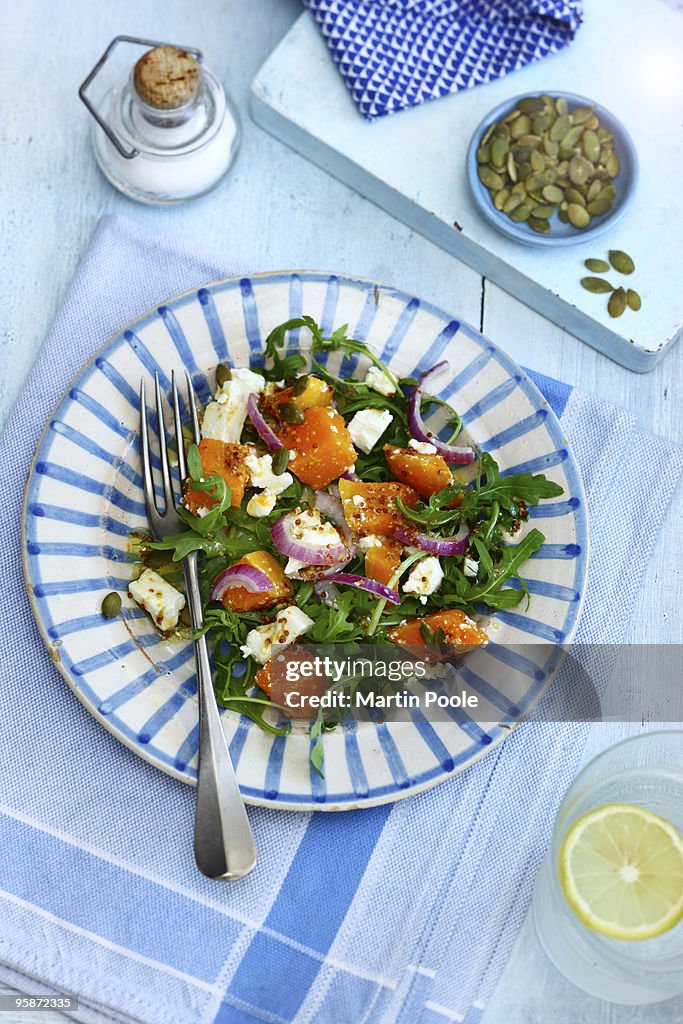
[23,272,588,811]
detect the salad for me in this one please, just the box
[127,315,563,771]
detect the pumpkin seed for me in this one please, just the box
[493,187,510,211]
[506,151,517,182]
[568,203,590,228]
[102,592,122,619]
[542,184,564,203]
[569,155,592,185]
[605,152,620,177]
[503,108,522,124]
[519,96,546,113]
[555,96,569,117]
[561,124,584,149]
[581,276,614,294]
[584,114,599,131]
[490,134,509,168]
[586,198,612,217]
[517,134,543,148]
[586,179,602,202]
[550,114,571,141]
[476,143,491,163]
[529,216,551,234]
[533,113,552,134]
[271,446,291,474]
[532,204,555,219]
[565,187,586,207]
[180,604,193,628]
[478,165,504,189]
[582,129,600,162]
[503,193,523,214]
[627,289,642,311]
[291,374,310,396]
[598,183,617,203]
[215,363,232,387]
[510,114,531,139]
[609,249,635,274]
[608,287,627,318]
[530,149,546,172]
[543,137,559,159]
[558,208,569,224]
[509,200,534,222]
[584,258,610,273]
[280,401,305,425]
[481,123,495,146]
[571,105,594,125]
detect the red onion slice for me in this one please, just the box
[271,510,349,565]
[341,468,359,481]
[247,393,284,451]
[211,564,273,602]
[314,490,358,557]
[408,362,475,465]
[393,522,470,556]
[330,572,401,604]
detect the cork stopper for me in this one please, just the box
[133,46,200,110]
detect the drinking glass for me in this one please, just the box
[532,730,683,1004]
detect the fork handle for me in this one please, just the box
[183,553,256,880]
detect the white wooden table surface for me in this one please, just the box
[1,2,681,1022]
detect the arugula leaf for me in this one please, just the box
[464,528,546,609]
[309,710,325,778]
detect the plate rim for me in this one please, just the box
[22,268,590,810]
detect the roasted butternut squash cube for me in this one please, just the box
[278,407,356,489]
[364,536,403,589]
[255,650,328,719]
[221,550,293,612]
[388,609,487,655]
[184,439,249,514]
[338,478,417,536]
[384,444,452,498]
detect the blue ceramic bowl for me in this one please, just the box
[466,91,638,248]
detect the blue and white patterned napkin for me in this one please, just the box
[303,0,583,120]
[0,215,680,1024]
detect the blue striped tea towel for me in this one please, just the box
[303,0,583,120]
[0,214,680,1024]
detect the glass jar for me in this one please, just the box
[80,36,241,205]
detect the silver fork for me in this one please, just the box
[139,370,256,880]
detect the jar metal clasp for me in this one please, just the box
[78,34,203,160]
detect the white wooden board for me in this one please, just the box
[250,0,683,372]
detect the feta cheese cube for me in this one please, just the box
[347,408,393,454]
[409,439,438,455]
[364,365,396,396]
[202,367,265,443]
[246,491,277,517]
[225,366,266,396]
[241,606,315,664]
[129,569,186,632]
[463,557,479,579]
[357,534,383,551]
[244,450,293,495]
[402,556,444,597]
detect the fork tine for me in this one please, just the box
[154,372,175,512]
[139,378,159,521]
[185,370,201,444]
[171,370,187,483]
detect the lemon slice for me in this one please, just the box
[559,802,683,941]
